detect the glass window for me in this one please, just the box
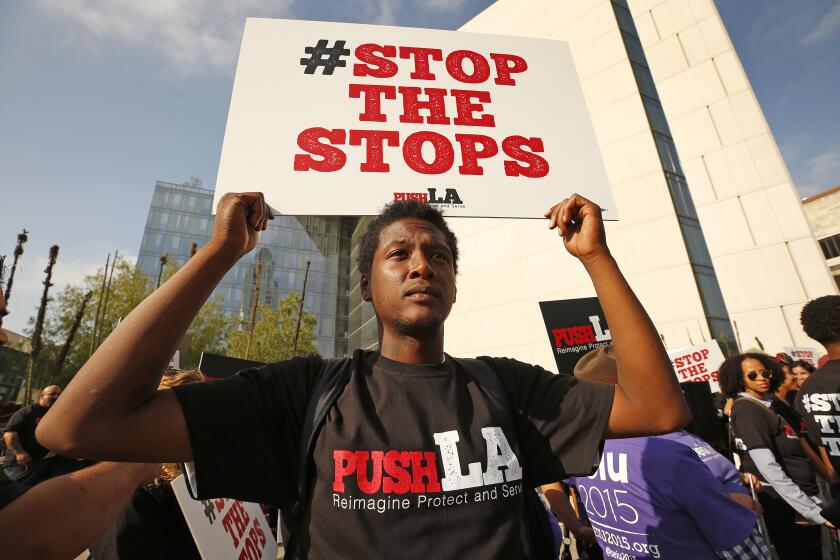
[613,3,636,34]
[819,234,840,260]
[694,269,729,319]
[667,173,698,219]
[633,64,658,100]
[643,98,669,135]
[621,31,646,64]
[654,133,683,175]
[171,193,182,207]
[680,219,713,266]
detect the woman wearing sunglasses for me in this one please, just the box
[720,352,828,559]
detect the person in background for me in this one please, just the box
[89,369,204,560]
[795,295,840,524]
[562,345,766,559]
[792,360,815,390]
[0,269,160,559]
[3,385,62,489]
[721,352,828,559]
[774,354,798,407]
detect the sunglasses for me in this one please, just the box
[746,370,772,381]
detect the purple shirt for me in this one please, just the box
[658,431,746,495]
[571,432,756,559]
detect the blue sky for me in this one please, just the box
[1,0,838,332]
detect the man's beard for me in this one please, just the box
[396,317,438,336]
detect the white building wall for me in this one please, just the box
[449,0,708,372]
[627,0,837,351]
[446,0,836,371]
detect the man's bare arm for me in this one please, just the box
[3,432,30,466]
[37,193,272,462]
[546,195,690,437]
[0,461,158,559]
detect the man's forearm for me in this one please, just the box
[3,432,23,455]
[0,461,155,560]
[541,483,579,531]
[40,242,236,444]
[585,254,689,435]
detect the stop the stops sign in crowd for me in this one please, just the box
[783,346,820,366]
[172,475,278,560]
[667,340,725,393]
[215,18,615,218]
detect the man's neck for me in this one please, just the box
[825,342,840,362]
[379,328,445,364]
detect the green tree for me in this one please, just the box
[182,297,229,369]
[32,260,152,387]
[227,291,318,363]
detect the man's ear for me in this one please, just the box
[361,274,372,302]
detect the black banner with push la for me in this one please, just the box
[539,297,611,375]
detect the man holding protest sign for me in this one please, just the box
[38,189,689,558]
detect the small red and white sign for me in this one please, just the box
[172,475,277,560]
[783,346,820,367]
[215,18,614,218]
[668,340,725,393]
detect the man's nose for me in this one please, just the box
[408,253,434,278]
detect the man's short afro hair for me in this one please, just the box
[357,200,459,277]
[800,295,840,345]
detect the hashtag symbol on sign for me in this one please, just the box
[299,39,350,75]
[201,500,216,524]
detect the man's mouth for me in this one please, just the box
[405,285,440,301]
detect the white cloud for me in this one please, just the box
[802,2,840,45]
[36,0,295,75]
[419,0,470,14]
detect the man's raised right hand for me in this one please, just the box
[210,192,274,260]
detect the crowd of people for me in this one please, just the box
[0,192,839,560]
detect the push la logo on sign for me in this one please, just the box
[330,427,523,514]
[540,297,612,375]
[393,188,465,209]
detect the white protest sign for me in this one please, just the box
[215,18,615,218]
[172,475,277,560]
[668,340,725,393]
[783,346,819,366]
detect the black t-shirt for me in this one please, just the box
[173,351,614,559]
[730,397,818,495]
[89,483,200,560]
[3,404,49,463]
[0,466,26,509]
[796,359,840,475]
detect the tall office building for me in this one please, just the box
[379,0,840,372]
[138,181,353,357]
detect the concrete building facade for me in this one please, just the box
[421,0,840,372]
[138,181,354,358]
[802,185,840,291]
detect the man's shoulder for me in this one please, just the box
[800,367,840,394]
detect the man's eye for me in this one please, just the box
[432,252,449,261]
[388,250,407,258]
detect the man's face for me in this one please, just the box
[362,219,456,336]
[0,292,8,347]
[39,386,61,408]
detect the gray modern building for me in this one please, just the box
[137,181,354,357]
